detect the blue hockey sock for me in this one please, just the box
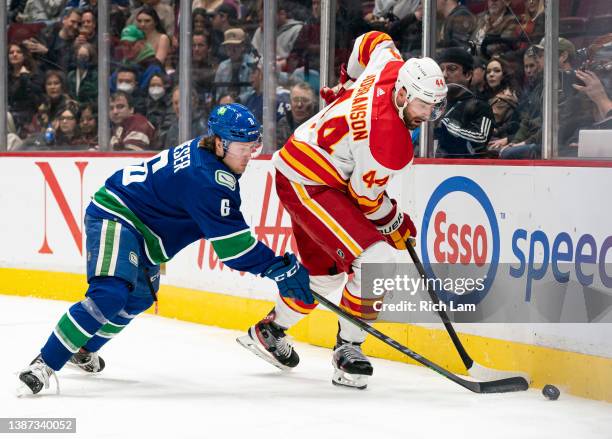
[40,277,130,371]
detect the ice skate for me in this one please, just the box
[332,336,373,390]
[68,348,105,373]
[17,355,59,396]
[237,311,299,371]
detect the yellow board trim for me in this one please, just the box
[1,267,611,402]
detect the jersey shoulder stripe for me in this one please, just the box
[358,31,393,67]
[370,61,413,171]
[91,186,170,264]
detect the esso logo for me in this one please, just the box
[421,177,500,304]
[432,210,488,266]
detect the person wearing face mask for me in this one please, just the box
[114,65,147,115]
[143,73,173,148]
[68,43,99,105]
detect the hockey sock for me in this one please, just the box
[83,291,154,352]
[40,277,131,371]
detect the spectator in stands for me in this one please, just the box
[67,42,98,105]
[79,102,98,149]
[191,31,218,112]
[116,24,164,92]
[114,65,146,115]
[514,0,544,50]
[214,28,256,100]
[7,42,43,138]
[20,103,85,150]
[437,0,476,49]
[483,56,518,99]
[218,93,236,105]
[211,3,238,61]
[26,8,82,72]
[143,73,173,148]
[573,70,612,128]
[490,46,543,158]
[193,8,211,35]
[75,8,97,46]
[53,104,87,149]
[470,55,487,95]
[241,57,290,123]
[434,48,495,158]
[276,81,317,148]
[489,88,519,142]
[43,70,77,121]
[471,0,517,57]
[109,91,156,151]
[15,0,66,22]
[535,37,575,73]
[159,86,208,148]
[7,112,23,151]
[128,0,175,37]
[368,0,419,23]
[288,0,369,78]
[193,0,224,14]
[388,0,423,58]
[251,1,303,71]
[135,5,171,65]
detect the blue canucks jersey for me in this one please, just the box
[86,136,276,274]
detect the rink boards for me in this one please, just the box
[0,153,611,401]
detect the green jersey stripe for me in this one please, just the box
[211,230,256,260]
[100,221,117,276]
[92,187,169,264]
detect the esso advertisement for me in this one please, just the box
[420,177,499,305]
[420,176,612,305]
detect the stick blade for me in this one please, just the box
[475,376,530,393]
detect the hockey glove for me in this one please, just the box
[319,63,354,105]
[372,199,417,250]
[263,253,314,304]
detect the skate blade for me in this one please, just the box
[66,361,101,374]
[16,383,33,397]
[332,369,368,390]
[236,335,292,372]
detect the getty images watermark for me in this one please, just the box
[371,273,484,313]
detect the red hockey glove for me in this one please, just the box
[372,199,417,250]
[319,63,354,105]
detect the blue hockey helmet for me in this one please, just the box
[207,104,262,152]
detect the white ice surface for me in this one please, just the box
[1,294,611,439]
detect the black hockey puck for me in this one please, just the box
[542,384,560,400]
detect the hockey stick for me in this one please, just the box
[311,291,528,393]
[405,243,530,382]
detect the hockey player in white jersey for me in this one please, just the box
[239,31,447,389]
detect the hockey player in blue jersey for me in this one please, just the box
[17,103,313,396]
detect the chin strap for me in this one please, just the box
[393,87,409,123]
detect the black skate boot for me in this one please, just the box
[236,310,299,371]
[69,348,105,373]
[17,354,59,396]
[332,335,373,390]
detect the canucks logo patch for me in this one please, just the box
[215,170,236,191]
[218,107,227,115]
[129,252,139,267]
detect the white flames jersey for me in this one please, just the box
[273,31,412,221]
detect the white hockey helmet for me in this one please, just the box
[395,57,448,122]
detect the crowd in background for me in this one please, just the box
[4,0,612,158]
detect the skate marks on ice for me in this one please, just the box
[1,295,611,439]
